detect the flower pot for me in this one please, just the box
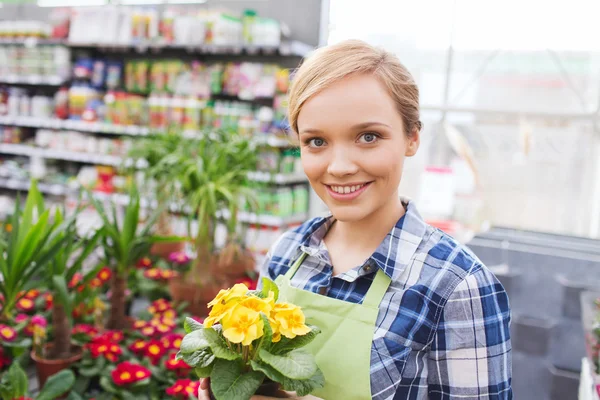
[213,248,255,279]
[31,344,83,390]
[209,381,285,399]
[151,241,186,259]
[168,277,222,317]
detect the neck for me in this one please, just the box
[328,193,406,252]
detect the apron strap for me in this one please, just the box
[362,269,392,308]
[285,252,309,279]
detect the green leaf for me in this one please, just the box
[258,349,317,380]
[36,369,76,400]
[179,348,215,368]
[66,390,84,400]
[52,275,72,317]
[195,364,213,378]
[99,376,118,394]
[271,326,321,355]
[184,317,204,334]
[180,329,210,354]
[72,376,90,394]
[261,278,279,302]
[250,361,325,397]
[3,337,32,348]
[253,313,273,354]
[0,362,28,398]
[204,328,241,360]
[210,359,264,400]
[78,365,101,377]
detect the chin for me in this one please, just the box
[327,204,372,222]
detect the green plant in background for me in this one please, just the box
[89,184,178,330]
[125,133,183,238]
[0,363,75,400]
[41,210,103,360]
[162,130,259,285]
[0,181,73,321]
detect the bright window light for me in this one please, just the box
[37,0,107,6]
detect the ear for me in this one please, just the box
[405,128,420,157]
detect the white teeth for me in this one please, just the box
[331,184,365,194]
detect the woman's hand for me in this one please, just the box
[197,378,211,400]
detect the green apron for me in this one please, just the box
[275,252,392,400]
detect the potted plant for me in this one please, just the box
[126,133,187,258]
[177,280,324,400]
[30,208,103,388]
[88,184,178,330]
[162,131,259,315]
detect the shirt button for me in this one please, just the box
[363,265,372,273]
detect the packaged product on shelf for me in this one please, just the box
[280,149,296,174]
[18,93,31,117]
[73,58,94,79]
[256,147,279,173]
[105,61,123,90]
[54,87,69,119]
[254,64,278,99]
[135,61,150,94]
[91,60,107,88]
[209,64,224,95]
[293,185,308,215]
[0,126,23,144]
[252,18,281,48]
[68,84,100,120]
[182,96,204,130]
[276,188,294,217]
[151,62,166,92]
[31,95,53,119]
[242,10,257,45]
[222,63,241,96]
[165,61,184,93]
[125,61,135,92]
[160,8,176,43]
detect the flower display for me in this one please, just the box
[129,339,148,354]
[72,324,99,338]
[24,315,47,336]
[165,353,191,376]
[166,379,199,399]
[168,252,191,265]
[144,268,162,280]
[111,362,151,387]
[0,324,17,342]
[69,273,84,289]
[144,339,167,365]
[97,266,112,283]
[160,333,183,350]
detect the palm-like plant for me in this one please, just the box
[89,184,174,330]
[164,130,258,284]
[0,181,73,322]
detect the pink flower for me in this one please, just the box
[168,251,191,265]
[15,314,29,324]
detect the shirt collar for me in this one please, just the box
[299,198,428,282]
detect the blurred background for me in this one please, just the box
[1,0,600,399]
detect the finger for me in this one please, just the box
[200,378,210,390]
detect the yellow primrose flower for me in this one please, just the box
[208,284,249,308]
[204,299,238,328]
[269,318,282,343]
[222,306,264,346]
[240,292,274,315]
[272,305,311,340]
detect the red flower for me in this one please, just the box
[133,319,147,329]
[102,330,124,342]
[111,362,151,387]
[168,251,191,265]
[165,353,191,375]
[148,299,172,314]
[235,277,258,291]
[144,340,166,364]
[0,325,17,342]
[16,298,35,312]
[97,267,112,283]
[89,277,103,288]
[144,268,162,281]
[161,309,177,319]
[160,269,178,280]
[69,273,83,289]
[72,324,98,337]
[25,315,47,336]
[24,289,40,300]
[44,293,53,310]
[15,314,29,324]
[86,337,122,361]
[166,379,200,399]
[129,339,148,354]
[137,257,153,269]
[140,326,156,337]
[160,333,183,350]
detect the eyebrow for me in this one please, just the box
[300,122,391,135]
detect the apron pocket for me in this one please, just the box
[370,337,412,398]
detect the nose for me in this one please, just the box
[326,146,359,177]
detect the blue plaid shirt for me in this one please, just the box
[260,199,512,400]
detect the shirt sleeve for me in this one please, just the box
[427,266,512,399]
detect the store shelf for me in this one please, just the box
[248,171,307,184]
[0,75,67,86]
[0,115,150,136]
[0,143,123,166]
[0,177,303,227]
[0,38,66,46]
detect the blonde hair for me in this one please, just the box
[288,39,422,136]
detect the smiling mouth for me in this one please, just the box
[327,183,369,194]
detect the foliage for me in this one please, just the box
[0,363,75,400]
[177,279,324,400]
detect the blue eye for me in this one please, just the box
[308,138,326,147]
[358,133,379,143]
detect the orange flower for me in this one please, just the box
[97,267,112,283]
[16,298,35,312]
[0,325,17,342]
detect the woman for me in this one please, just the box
[199,39,512,400]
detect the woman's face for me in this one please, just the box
[298,73,419,223]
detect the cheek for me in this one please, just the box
[365,148,404,180]
[300,150,326,181]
